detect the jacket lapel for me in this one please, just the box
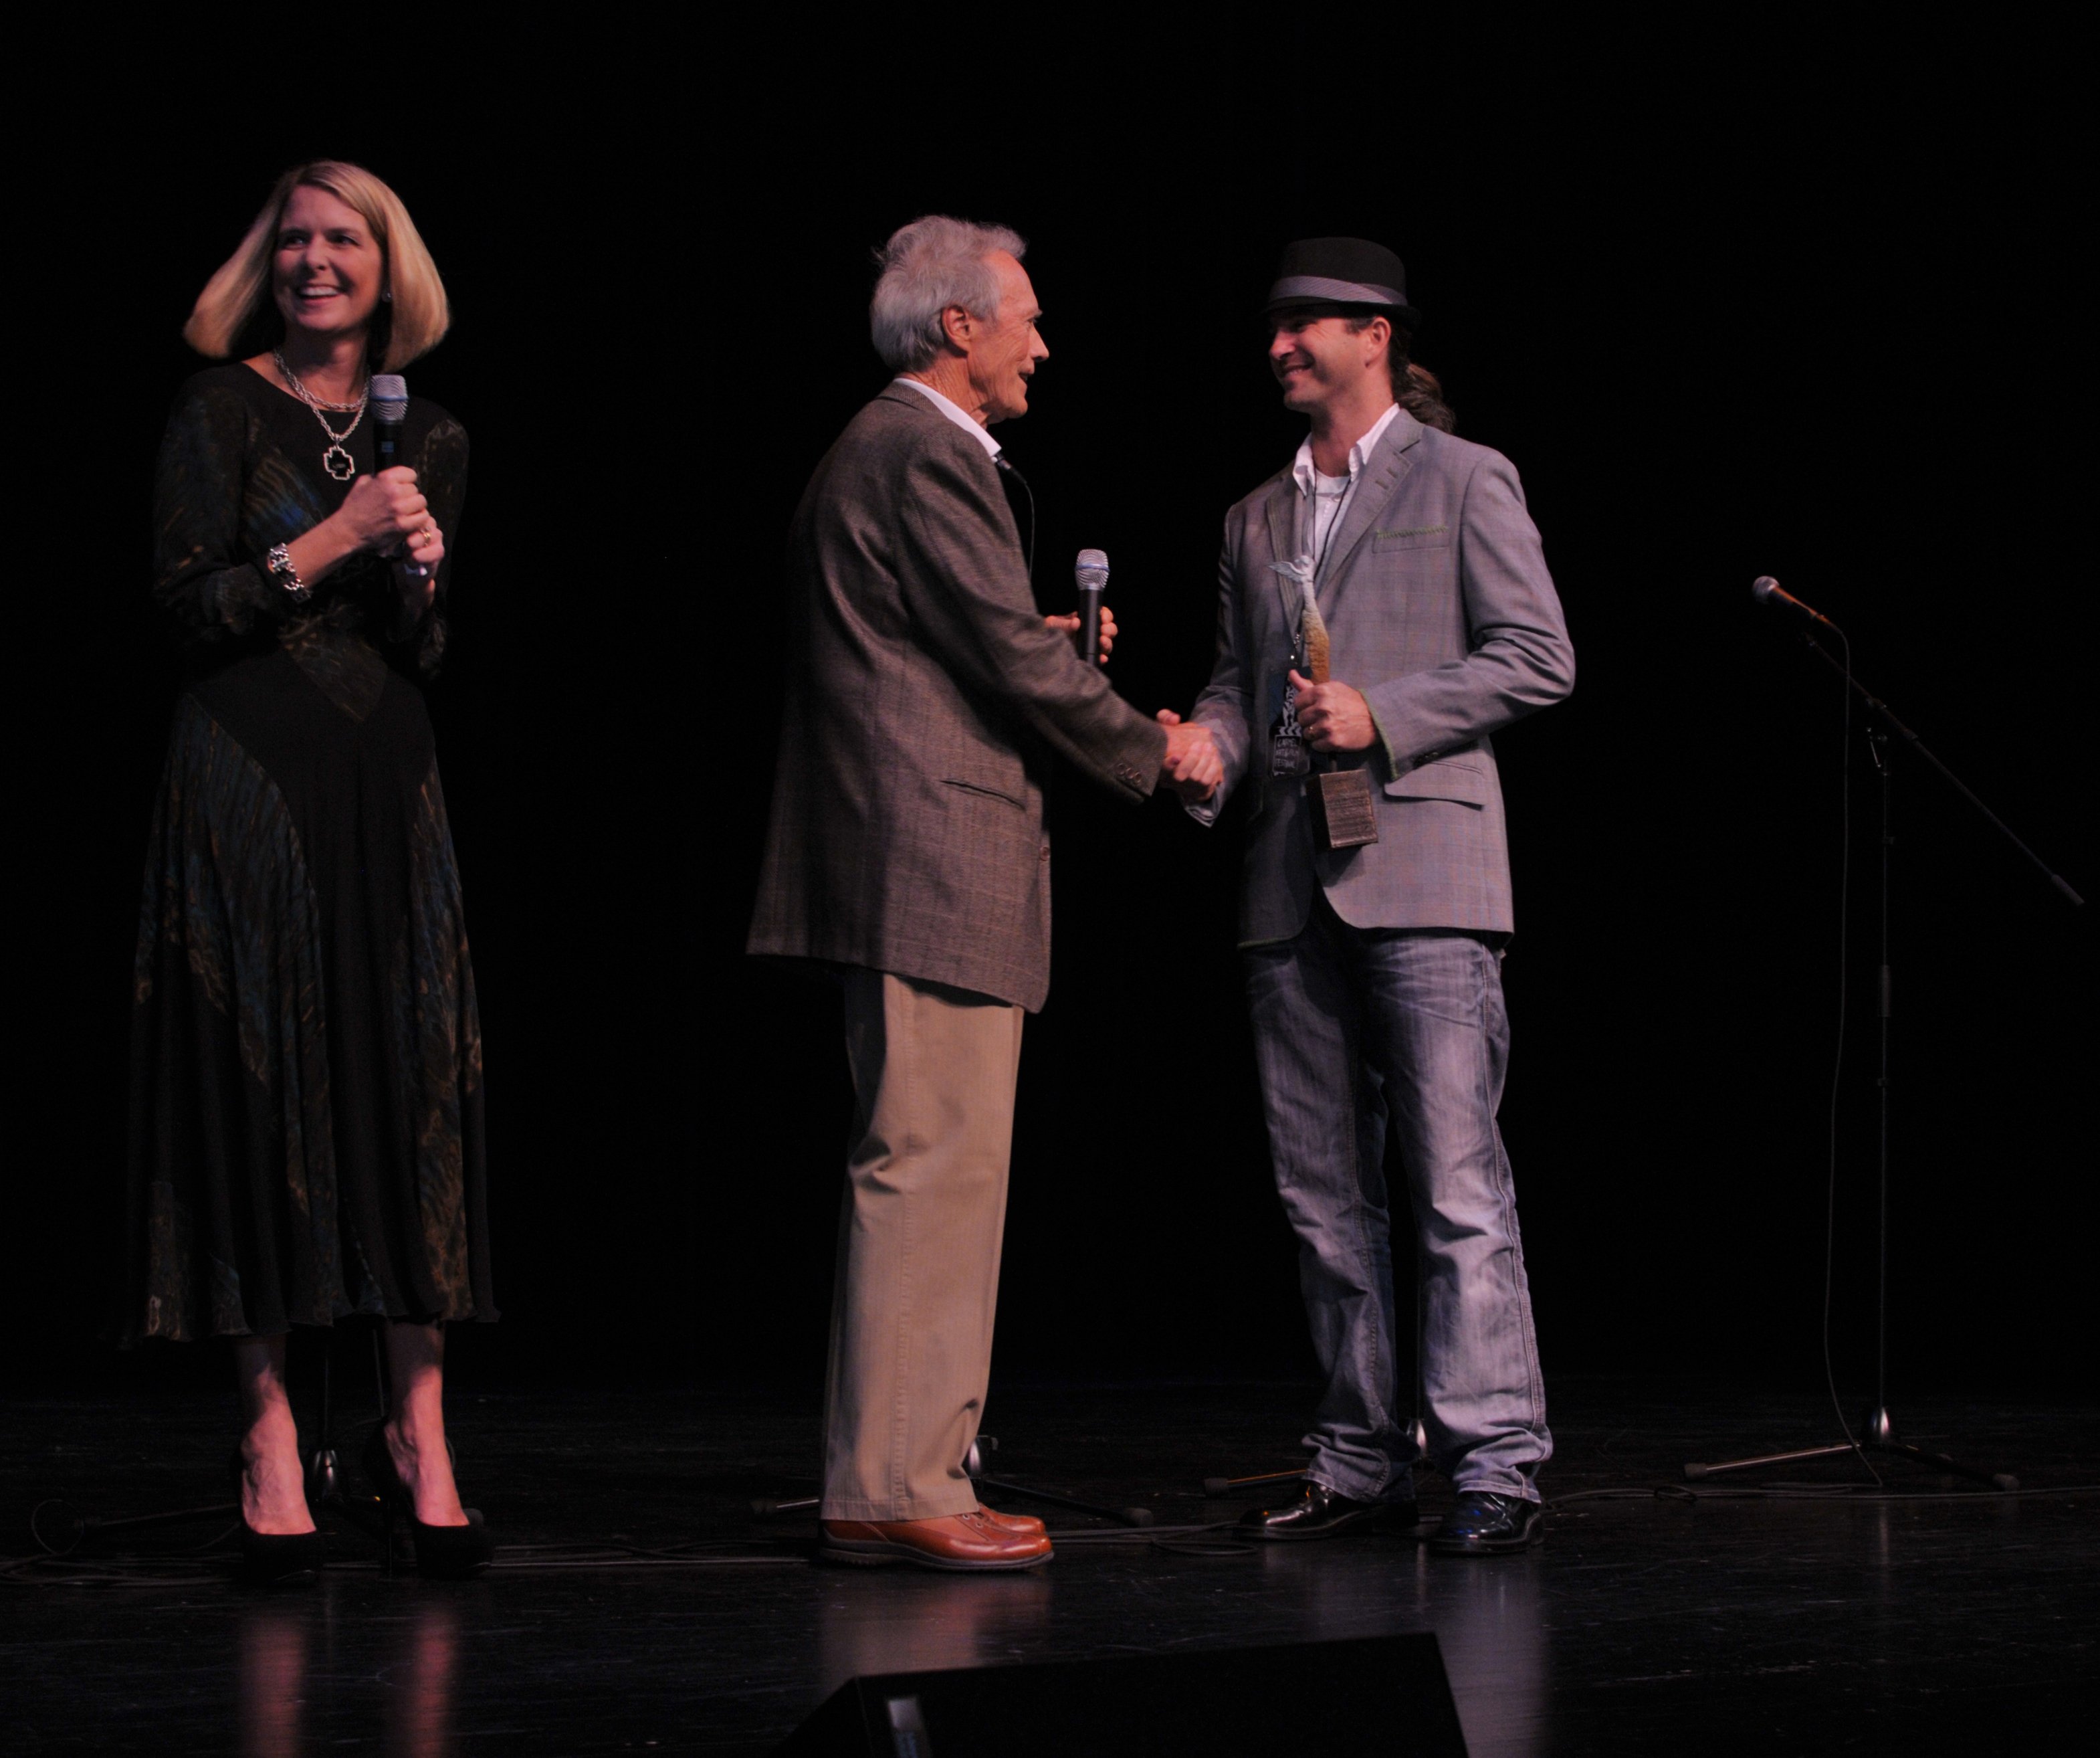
[1261,476,1303,629]
[1320,409,1423,607]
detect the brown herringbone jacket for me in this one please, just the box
[747,387,1167,1010]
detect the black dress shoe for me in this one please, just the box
[361,1430,496,1579]
[1239,1483,1416,1541]
[1427,1490,1544,1555]
[235,1517,326,1586]
[228,1451,324,1587]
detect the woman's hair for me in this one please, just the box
[182,161,450,371]
[869,215,1027,373]
[1344,312,1457,434]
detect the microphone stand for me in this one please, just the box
[1796,636,2081,908]
[27,1328,396,1569]
[1685,631,2081,1491]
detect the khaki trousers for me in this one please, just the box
[822,969,1025,1521]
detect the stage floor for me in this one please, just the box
[3,1377,2093,1754]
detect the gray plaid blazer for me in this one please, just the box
[748,387,1167,1011]
[1190,409,1574,945]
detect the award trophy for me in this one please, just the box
[1297,587,1379,850]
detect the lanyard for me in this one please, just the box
[1309,471,1352,582]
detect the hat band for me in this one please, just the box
[1268,274,1406,308]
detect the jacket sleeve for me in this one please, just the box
[1185,518,1258,825]
[1361,450,1575,769]
[896,435,1168,800]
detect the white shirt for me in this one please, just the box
[1291,401,1400,577]
[893,377,1003,461]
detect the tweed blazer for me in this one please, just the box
[748,387,1168,1011]
[1190,408,1574,945]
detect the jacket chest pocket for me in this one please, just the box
[1370,524,1452,555]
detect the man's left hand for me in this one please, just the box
[1046,605,1116,665]
[1288,670,1376,753]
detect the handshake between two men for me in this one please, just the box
[1154,671,1375,804]
[748,218,1574,1573]
[1048,604,1376,807]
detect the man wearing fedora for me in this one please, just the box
[1182,237,1575,1553]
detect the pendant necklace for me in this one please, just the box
[274,351,369,482]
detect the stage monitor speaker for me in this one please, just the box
[780,1630,1467,1755]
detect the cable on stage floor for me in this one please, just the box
[1548,1482,2100,1507]
[9,1486,2093,1587]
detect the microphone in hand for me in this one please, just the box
[1075,549,1109,667]
[370,374,431,581]
[1045,603,1117,663]
[371,373,409,476]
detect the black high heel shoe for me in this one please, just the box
[360,1428,496,1579]
[228,1450,326,1587]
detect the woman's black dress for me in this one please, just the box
[122,363,495,1342]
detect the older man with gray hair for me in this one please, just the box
[748,216,1219,1571]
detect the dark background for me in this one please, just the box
[9,35,2091,1412]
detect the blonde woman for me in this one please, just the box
[125,162,494,1583]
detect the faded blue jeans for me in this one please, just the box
[1243,896,1550,1503]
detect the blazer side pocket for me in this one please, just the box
[942,776,1026,809]
[1384,759,1489,807]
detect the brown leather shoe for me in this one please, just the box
[820,1510,1053,1571]
[976,1505,1047,1538]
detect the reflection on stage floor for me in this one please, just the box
[3,1377,2093,1755]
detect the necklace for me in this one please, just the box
[274,351,369,481]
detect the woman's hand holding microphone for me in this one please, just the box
[346,468,443,609]
[279,467,444,609]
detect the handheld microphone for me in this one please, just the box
[1752,575,1839,629]
[370,375,427,579]
[371,374,409,475]
[1075,549,1110,667]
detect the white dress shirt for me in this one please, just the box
[892,377,1003,461]
[1291,401,1400,577]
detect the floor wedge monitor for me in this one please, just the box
[781,1630,1467,1756]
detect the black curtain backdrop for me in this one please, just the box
[11,34,2091,1409]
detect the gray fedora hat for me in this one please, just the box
[1265,237,1422,330]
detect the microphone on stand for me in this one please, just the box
[1751,575,1839,629]
[1075,549,1109,667]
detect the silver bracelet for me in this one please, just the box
[264,543,311,603]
